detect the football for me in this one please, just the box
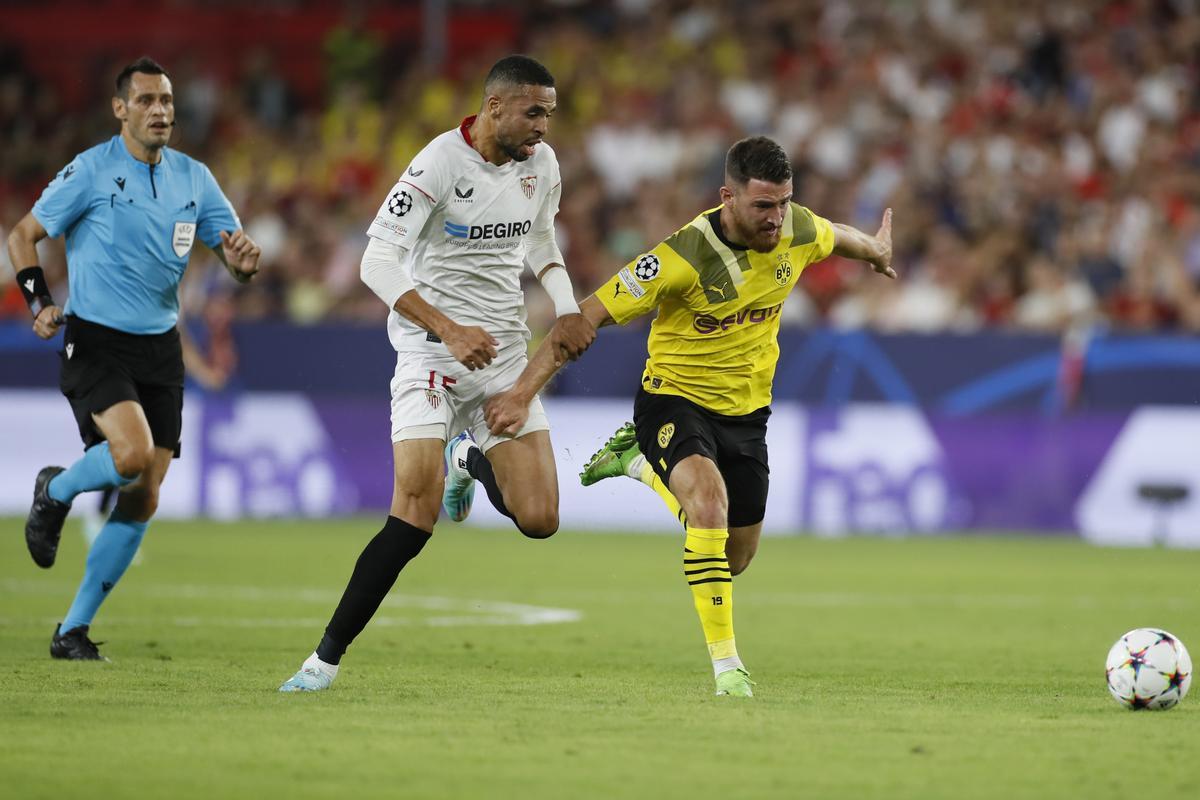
[1105,628,1192,710]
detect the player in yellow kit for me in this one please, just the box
[483,136,896,697]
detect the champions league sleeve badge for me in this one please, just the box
[633,253,661,282]
[388,190,414,217]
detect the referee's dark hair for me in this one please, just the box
[726,136,793,186]
[115,57,171,100]
[484,55,555,93]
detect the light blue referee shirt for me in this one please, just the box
[32,135,240,334]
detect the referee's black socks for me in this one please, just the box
[316,515,431,665]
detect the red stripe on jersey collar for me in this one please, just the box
[459,115,487,161]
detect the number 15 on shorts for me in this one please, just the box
[428,371,457,390]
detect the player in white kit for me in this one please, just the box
[279,56,594,692]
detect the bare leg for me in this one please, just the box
[472,430,560,538]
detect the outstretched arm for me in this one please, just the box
[484,295,615,435]
[832,208,896,279]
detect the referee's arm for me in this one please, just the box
[7,212,63,339]
[210,229,262,284]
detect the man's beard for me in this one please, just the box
[732,216,777,252]
[500,141,529,162]
[497,132,533,162]
[751,231,781,252]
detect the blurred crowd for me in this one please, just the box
[3,0,1200,336]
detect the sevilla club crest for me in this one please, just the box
[520,175,537,199]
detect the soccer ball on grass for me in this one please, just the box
[1105,628,1191,710]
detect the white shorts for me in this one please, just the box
[389,343,549,452]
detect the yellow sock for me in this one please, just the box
[683,525,737,661]
[639,462,686,526]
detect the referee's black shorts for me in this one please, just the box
[632,387,770,528]
[59,315,184,456]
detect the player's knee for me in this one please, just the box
[111,441,155,479]
[517,507,559,539]
[390,481,443,530]
[686,498,728,530]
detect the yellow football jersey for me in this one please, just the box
[597,203,835,415]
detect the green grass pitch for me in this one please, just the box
[2,518,1198,799]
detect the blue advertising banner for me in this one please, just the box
[3,389,1197,544]
[2,322,1199,411]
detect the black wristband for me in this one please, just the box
[15,266,56,319]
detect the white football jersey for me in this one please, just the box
[367,116,563,354]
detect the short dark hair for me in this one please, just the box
[115,57,170,100]
[725,136,793,186]
[483,55,555,94]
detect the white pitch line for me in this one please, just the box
[0,578,582,628]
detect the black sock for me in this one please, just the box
[465,446,517,523]
[315,516,431,664]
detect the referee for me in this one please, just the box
[6,57,260,660]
